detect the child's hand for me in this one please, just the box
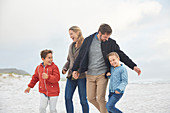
[62,69,67,74]
[42,73,48,79]
[106,72,111,76]
[24,87,31,93]
[115,90,120,94]
[72,71,79,79]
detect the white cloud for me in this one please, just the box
[1,0,169,80]
[109,1,162,31]
[155,29,170,45]
[0,0,162,46]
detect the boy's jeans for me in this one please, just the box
[106,92,123,113]
[39,93,58,113]
[65,78,89,113]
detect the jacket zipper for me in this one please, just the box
[43,67,48,96]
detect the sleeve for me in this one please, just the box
[72,38,87,72]
[28,66,39,88]
[113,41,137,70]
[107,75,111,79]
[47,65,60,83]
[62,55,70,72]
[105,67,111,79]
[116,68,128,92]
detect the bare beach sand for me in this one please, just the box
[0,74,170,113]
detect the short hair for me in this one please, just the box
[40,49,53,59]
[107,52,120,59]
[98,24,112,35]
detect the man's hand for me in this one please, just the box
[106,72,111,76]
[133,66,141,76]
[72,71,79,79]
[42,73,48,79]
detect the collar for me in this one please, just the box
[95,32,99,40]
[40,62,53,68]
[112,64,123,69]
[41,62,45,67]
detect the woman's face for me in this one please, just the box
[69,30,79,42]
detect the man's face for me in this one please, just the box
[99,32,111,42]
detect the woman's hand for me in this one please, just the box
[62,69,67,74]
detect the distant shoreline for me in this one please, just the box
[0,68,30,75]
[1,73,170,84]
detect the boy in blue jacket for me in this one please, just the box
[106,52,128,113]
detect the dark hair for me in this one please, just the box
[40,49,53,59]
[98,24,112,35]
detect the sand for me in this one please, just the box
[0,74,170,113]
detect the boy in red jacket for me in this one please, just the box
[24,49,60,113]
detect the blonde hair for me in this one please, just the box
[69,26,84,48]
[107,52,120,59]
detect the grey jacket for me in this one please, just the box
[62,42,86,79]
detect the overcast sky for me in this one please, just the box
[0,0,170,81]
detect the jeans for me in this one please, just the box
[65,78,89,113]
[106,92,123,113]
[39,93,58,113]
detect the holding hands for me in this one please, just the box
[72,71,79,79]
[106,72,111,76]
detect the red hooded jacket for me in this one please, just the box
[28,62,60,96]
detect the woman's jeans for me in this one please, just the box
[39,93,58,113]
[106,92,123,113]
[65,78,89,113]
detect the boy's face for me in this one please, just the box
[42,53,53,66]
[108,55,120,67]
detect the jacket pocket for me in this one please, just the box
[48,82,59,93]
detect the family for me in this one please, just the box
[24,24,141,113]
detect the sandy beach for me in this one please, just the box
[0,74,170,113]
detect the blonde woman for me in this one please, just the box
[62,26,89,113]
